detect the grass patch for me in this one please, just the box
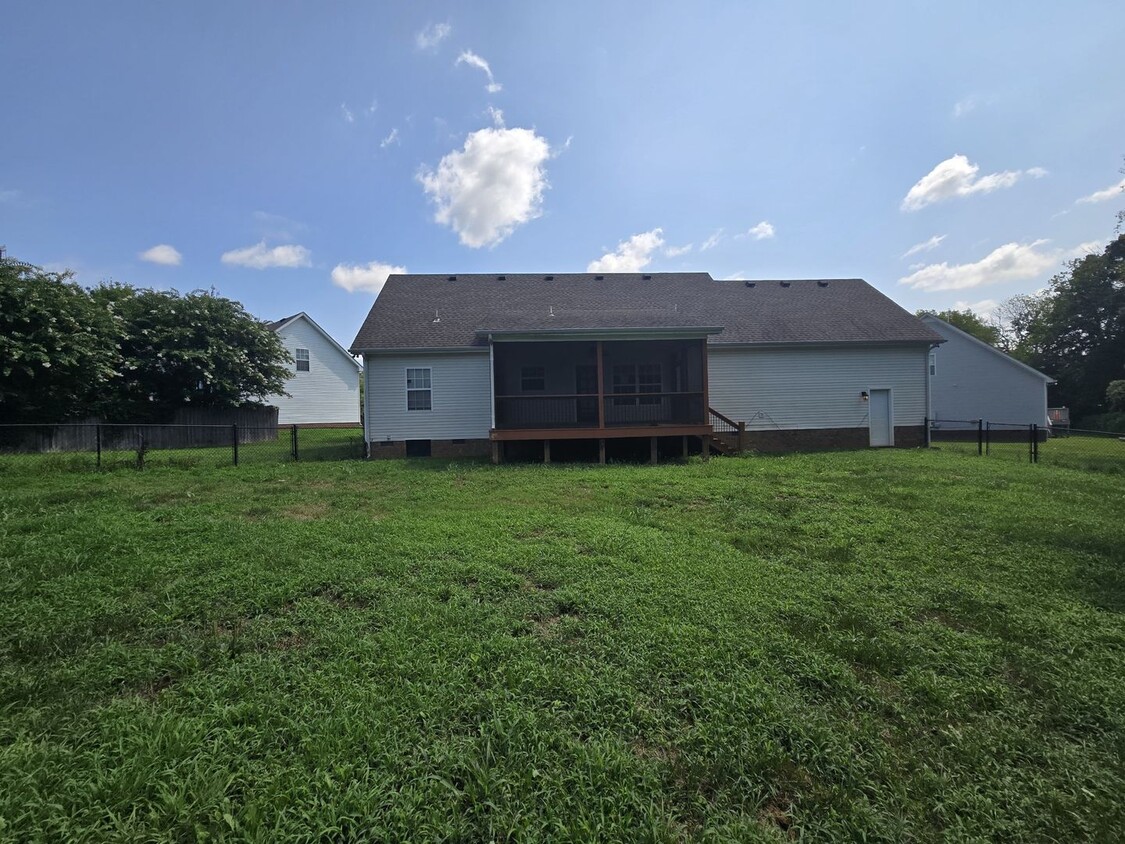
[0,450,1122,840]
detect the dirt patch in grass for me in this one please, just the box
[281,502,330,521]
[916,608,972,632]
[758,793,797,838]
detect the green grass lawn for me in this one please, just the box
[1,450,1123,841]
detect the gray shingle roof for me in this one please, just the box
[350,273,942,350]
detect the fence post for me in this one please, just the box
[291,424,299,461]
[137,431,145,470]
[985,422,991,456]
[738,420,747,454]
[1032,424,1039,464]
[232,424,239,467]
[977,419,983,456]
[96,423,102,469]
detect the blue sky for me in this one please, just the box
[3,1,1123,347]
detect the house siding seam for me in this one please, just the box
[267,317,361,425]
[924,319,1050,427]
[365,352,492,442]
[707,345,928,430]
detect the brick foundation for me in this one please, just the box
[366,439,491,459]
[743,425,926,453]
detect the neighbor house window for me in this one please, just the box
[929,353,937,377]
[521,366,546,392]
[295,348,310,372]
[406,367,432,411]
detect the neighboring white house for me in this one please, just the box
[920,314,1054,427]
[266,312,362,425]
[350,274,943,460]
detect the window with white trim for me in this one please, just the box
[637,363,662,405]
[406,367,432,411]
[295,348,310,372]
[929,353,937,377]
[521,365,546,392]
[611,364,662,406]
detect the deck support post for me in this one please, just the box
[543,439,551,464]
[682,435,689,459]
[598,438,606,465]
[650,436,658,465]
[491,441,501,464]
[700,435,710,461]
[737,421,747,454]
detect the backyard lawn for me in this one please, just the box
[1,450,1122,841]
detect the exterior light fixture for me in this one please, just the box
[861,391,869,401]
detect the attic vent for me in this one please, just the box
[447,275,457,281]
[780,281,791,288]
[594,275,604,281]
[497,275,506,280]
[817,280,829,288]
[544,275,554,281]
[744,281,755,288]
[642,274,652,280]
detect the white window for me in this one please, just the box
[929,353,937,377]
[521,365,546,392]
[611,364,662,406]
[406,367,432,411]
[637,363,662,405]
[295,348,310,372]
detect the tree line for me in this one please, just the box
[0,255,291,424]
[918,232,1125,429]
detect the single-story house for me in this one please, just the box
[350,273,943,461]
[920,314,1054,429]
[266,312,362,426]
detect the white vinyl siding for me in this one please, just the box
[923,318,1050,427]
[268,316,361,425]
[707,345,928,430]
[365,352,491,441]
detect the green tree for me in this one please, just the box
[0,257,120,422]
[916,308,1001,346]
[1106,380,1125,411]
[89,284,292,421]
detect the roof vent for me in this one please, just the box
[744,281,755,288]
[642,274,652,280]
[497,275,506,280]
[780,281,791,288]
[544,275,554,281]
[594,275,604,281]
[817,280,829,287]
[447,275,457,281]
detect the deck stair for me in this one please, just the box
[707,408,745,455]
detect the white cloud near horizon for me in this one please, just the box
[138,244,182,266]
[664,243,693,257]
[418,125,551,248]
[700,229,724,251]
[221,242,311,269]
[456,50,502,93]
[738,221,775,241]
[901,154,1047,212]
[587,229,665,273]
[902,234,946,258]
[331,261,406,294]
[1076,177,1125,204]
[415,22,451,50]
[952,298,1001,318]
[898,240,1056,291]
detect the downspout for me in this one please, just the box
[488,336,496,431]
[926,342,940,446]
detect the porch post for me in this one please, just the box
[650,436,658,465]
[596,341,605,429]
[491,441,501,464]
[543,439,551,464]
[701,337,710,421]
[682,435,689,459]
[598,438,606,465]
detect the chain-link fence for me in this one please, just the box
[927,418,1124,474]
[0,423,365,471]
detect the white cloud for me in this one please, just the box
[380,127,400,148]
[700,229,724,251]
[418,125,551,248]
[898,240,1055,291]
[952,97,977,118]
[486,105,504,127]
[340,103,354,124]
[138,244,182,266]
[415,22,451,50]
[664,243,693,257]
[901,154,1047,212]
[952,298,1000,318]
[1076,177,1125,204]
[331,261,406,295]
[252,211,307,240]
[456,50,502,93]
[587,229,665,273]
[1067,239,1106,259]
[739,221,775,241]
[902,234,946,258]
[220,242,311,269]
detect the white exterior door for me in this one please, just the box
[869,389,893,447]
